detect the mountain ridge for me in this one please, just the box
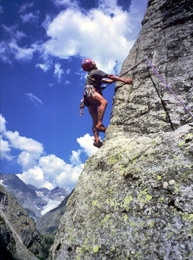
[0,173,68,219]
[0,184,49,259]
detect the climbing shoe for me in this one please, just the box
[93,140,103,148]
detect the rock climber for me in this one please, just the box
[81,58,132,148]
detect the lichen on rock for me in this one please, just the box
[49,0,193,259]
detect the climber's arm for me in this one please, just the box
[101,79,114,84]
[107,74,132,84]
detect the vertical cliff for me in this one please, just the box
[0,185,48,260]
[49,0,193,259]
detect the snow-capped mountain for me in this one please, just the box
[0,173,68,219]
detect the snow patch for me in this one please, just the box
[41,199,61,215]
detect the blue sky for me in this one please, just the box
[0,0,147,192]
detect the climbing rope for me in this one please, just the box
[146,58,193,121]
[102,57,148,91]
[146,64,175,131]
[103,55,193,124]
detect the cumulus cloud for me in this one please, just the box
[0,114,6,133]
[0,115,12,160]
[43,7,134,73]
[0,138,12,160]
[5,130,44,154]
[1,114,97,192]
[17,151,40,170]
[41,0,148,73]
[70,150,82,165]
[1,114,43,165]
[77,133,98,156]
[18,154,84,192]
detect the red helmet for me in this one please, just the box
[81,58,94,71]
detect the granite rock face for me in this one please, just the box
[0,185,48,260]
[109,0,193,136]
[49,0,193,259]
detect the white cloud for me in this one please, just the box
[55,163,84,191]
[20,11,39,23]
[77,133,98,156]
[0,41,12,63]
[25,92,43,107]
[70,150,82,165]
[15,135,94,191]
[18,154,84,192]
[0,25,36,63]
[5,130,44,154]
[9,40,35,61]
[0,138,12,160]
[64,80,71,85]
[18,166,46,186]
[0,116,12,160]
[0,38,39,63]
[43,8,134,73]
[66,68,71,74]
[1,114,43,163]
[1,115,97,192]
[52,0,78,8]
[36,63,50,72]
[54,63,64,82]
[19,3,34,13]
[39,155,66,177]
[2,25,26,40]
[17,151,40,170]
[0,114,6,133]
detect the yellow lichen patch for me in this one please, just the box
[123,214,128,222]
[123,195,133,211]
[76,255,81,260]
[178,142,185,146]
[101,214,111,225]
[185,133,193,141]
[108,153,123,165]
[147,220,155,228]
[137,189,152,203]
[124,196,133,205]
[92,200,101,208]
[182,213,193,222]
[146,195,153,201]
[93,245,99,253]
[157,175,162,180]
[158,197,164,202]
